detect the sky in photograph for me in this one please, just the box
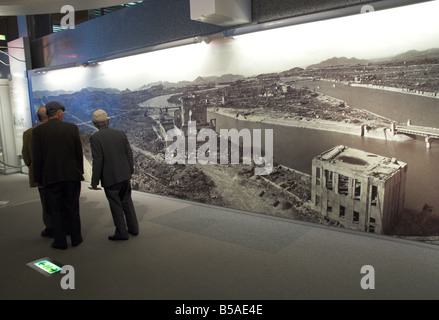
[31,0,439,92]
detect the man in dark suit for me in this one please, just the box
[22,106,52,238]
[32,101,84,249]
[90,109,139,241]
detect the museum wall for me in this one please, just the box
[29,0,394,69]
[28,0,439,242]
[21,0,439,245]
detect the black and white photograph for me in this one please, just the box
[1,0,439,302]
[30,0,439,242]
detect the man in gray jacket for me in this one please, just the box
[90,109,139,240]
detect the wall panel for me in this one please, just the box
[28,1,439,243]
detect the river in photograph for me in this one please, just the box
[297,79,439,127]
[208,83,439,215]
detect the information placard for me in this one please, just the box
[27,257,63,277]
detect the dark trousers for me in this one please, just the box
[46,181,82,246]
[104,180,138,238]
[38,187,52,233]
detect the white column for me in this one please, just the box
[8,37,33,167]
[0,79,20,174]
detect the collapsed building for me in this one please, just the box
[175,95,216,135]
[311,145,407,234]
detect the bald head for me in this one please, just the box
[37,106,48,123]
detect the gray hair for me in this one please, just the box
[94,120,109,129]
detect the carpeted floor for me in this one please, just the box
[1,173,439,300]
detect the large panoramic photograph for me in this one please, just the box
[30,1,439,244]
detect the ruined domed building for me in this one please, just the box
[311,145,408,234]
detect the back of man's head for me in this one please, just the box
[92,109,110,129]
[45,101,66,118]
[37,106,48,122]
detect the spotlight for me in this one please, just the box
[195,36,210,44]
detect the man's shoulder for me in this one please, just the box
[31,121,48,134]
[54,120,79,132]
[100,127,126,136]
[35,120,78,135]
[90,129,101,140]
[23,126,33,136]
[61,121,79,129]
[91,127,113,139]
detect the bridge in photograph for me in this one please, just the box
[393,123,439,148]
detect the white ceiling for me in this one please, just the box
[0,0,138,16]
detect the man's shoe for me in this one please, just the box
[41,229,54,238]
[108,235,128,241]
[128,231,138,236]
[51,242,67,250]
[72,238,83,247]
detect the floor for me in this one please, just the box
[1,173,439,300]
